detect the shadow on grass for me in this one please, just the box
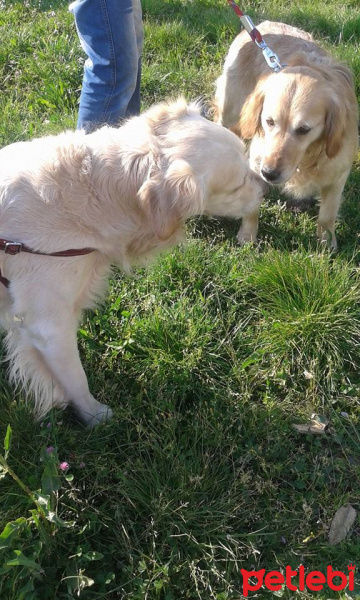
[190,192,320,253]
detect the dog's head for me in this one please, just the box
[137,159,203,241]
[137,104,267,240]
[239,61,350,184]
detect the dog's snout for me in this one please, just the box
[261,166,281,183]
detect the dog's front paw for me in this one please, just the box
[86,405,114,428]
[317,227,337,251]
[236,227,257,245]
[75,399,114,427]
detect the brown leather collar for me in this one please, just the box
[0,238,94,257]
[0,238,95,288]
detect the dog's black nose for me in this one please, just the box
[261,166,280,182]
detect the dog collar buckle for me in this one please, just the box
[4,241,23,255]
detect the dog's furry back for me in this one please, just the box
[213,21,358,248]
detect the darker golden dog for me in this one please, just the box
[214,21,358,247]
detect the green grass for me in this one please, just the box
[0,0,360,598]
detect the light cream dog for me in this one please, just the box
[214,21,358,247]
[0,98,266,426]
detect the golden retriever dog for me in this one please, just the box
[0,98,266,426]
[214,21,358,248]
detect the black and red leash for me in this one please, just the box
[227,0,284,72]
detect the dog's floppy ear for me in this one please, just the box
[324,95,346,159]
[239,81,265,139]
[138,160,203,241]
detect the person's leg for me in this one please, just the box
[70,0,143,131]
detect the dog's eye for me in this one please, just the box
[296,125,311,135]
[266,118,275,127]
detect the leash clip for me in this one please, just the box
[257,42,283,72]
[235,10,284,72]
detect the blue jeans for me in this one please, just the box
[69,0,143,131]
